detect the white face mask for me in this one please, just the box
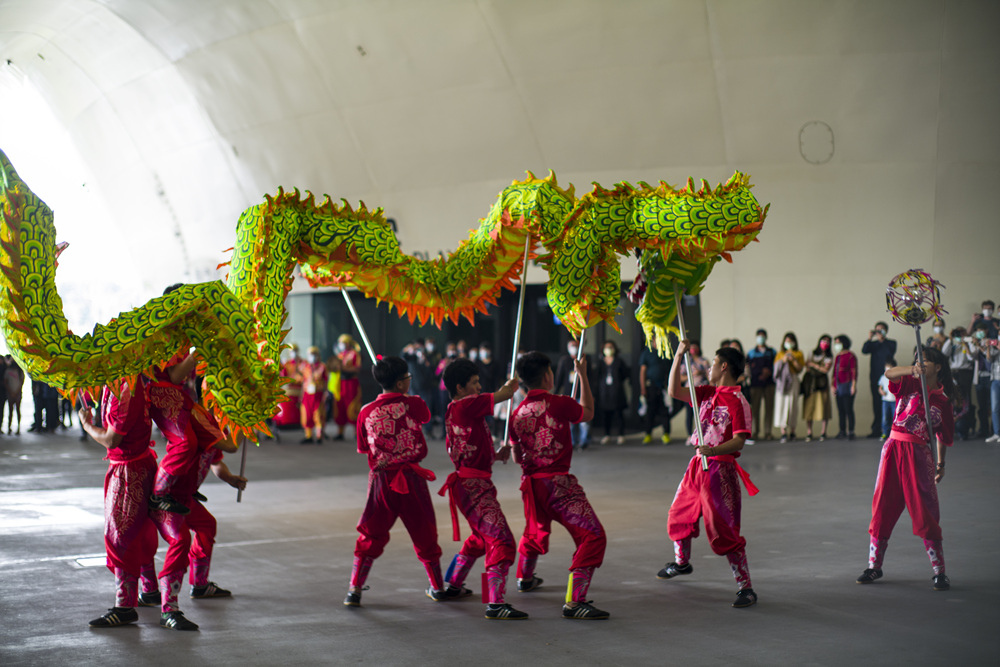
[568,345,578,356]
[933,326,944,334]
[783,341,793,351]
[756,336,766,347]
[603,348,614,357]
[337,342,347,352]
[953,337,962,345]
[833,343,844,354]
[479,349,490,360]
[469,350,479,361]
[308,354,319,363]
[985,309,994,318]
[425,343,434,353]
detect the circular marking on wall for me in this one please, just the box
[799,121,834,164]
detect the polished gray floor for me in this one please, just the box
[1,423,998,666]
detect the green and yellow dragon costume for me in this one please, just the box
[0,148,767,435]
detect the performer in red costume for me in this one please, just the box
[344,356,459,608]
[510,352,609,620]
[299,345,328,444]
[333,334,362,440]
[80,377,158,628]
[856,346,956,591]
[657,340,759,609]
[438,358,527,620]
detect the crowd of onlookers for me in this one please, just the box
[393,298,1000,448]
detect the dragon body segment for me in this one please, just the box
[0,147,766,432]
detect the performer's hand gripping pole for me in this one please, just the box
[340,287,378,365]
[673,285,709,471]
[499,235,532,461]
[912,325,937,464]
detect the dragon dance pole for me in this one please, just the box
[911,325,937,464]
[672,285,709,472]
[340,287,378,365]
[569,327,587,400]
[500,235,533,457]
[237,435,249,503]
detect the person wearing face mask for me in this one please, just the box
[554,339,593,449]
[475,342,499,393]
[942,327,975,439]
[862,322,898,439]
[802,335,833,442]
[334,334,363,441]
[968,300,999,340]
[638,340,671,444]
[773,333,804,443]
[970,321,1000,442]
[746,329,776,441]
[832,335,858,439]
[597,341,631,446]
[925,319,947,350]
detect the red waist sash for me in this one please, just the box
[889,429,927,445]
[379,462,437,495]
[520,471,567,540]
[437,467,492,541]
[710,454,760,496]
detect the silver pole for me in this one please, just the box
[340,287,378,364]
[500,235,533,456]
[673,285,709,471]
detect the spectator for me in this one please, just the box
[773,332,804,443]
[968,299,999,340]
[942,327,975,439]
[4,356,24,435]
[833,335,858,440]
[861,321,897,439]
[746,329,776,440]
[476,342,500,393]
[802,335,833,442]
[971,321,994,438]
[926,318,947,350]
[597,340,630,446]
[638,341,670,444]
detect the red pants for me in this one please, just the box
[150,499,217,579]
[869,438,941,542]
[104,455,158,576]
[155,424,200,495]
[667,456,746,556]
[301,392,322,428]
[518,474,606,571]
[354,467,442,566]
[452,478,516,570]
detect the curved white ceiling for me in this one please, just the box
[0,0,997,334]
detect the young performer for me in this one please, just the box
[138,436,247,611]
[438,358,527,620]
[510,352,609,620]
[299,345,329,443]
[657,340,759,608]
[856,346,956,591]
[344,356,456,607]
[147,349,201,514]
[80,377,158,628]
[333,334,362,440]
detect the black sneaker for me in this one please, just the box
[485,603,529,620]
[426,587,448,601]
[932,574,950,591]
[443,584,473,599]
[517,576,543,592]
[138,591,161,607]
[160,610,199,631]
[193,491,208,503]
[88,607,138,627]
[733,588,758,608]
[562,601,610,620]
[149,494,190,515]
[656,562,693,579]
[190,582,231,598]
[344,591,362,607]
[856,568,883,584]
[300,437,314,445]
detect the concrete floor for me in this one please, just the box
[1,424,998,666]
